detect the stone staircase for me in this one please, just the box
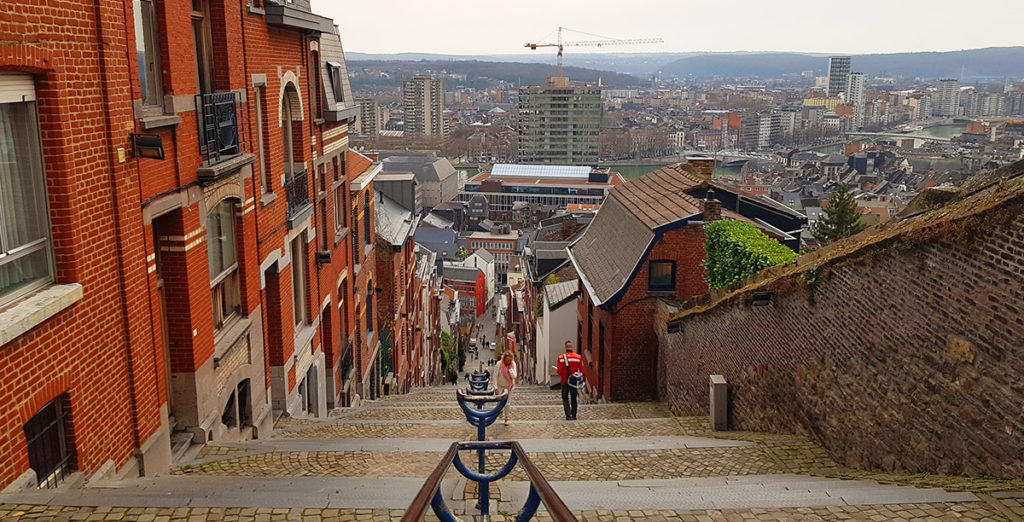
[1,375,1019,521]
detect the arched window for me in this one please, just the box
[281,85,300,178]
[208,199,240,331]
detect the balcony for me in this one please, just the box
[284,168,313,228]
[196,91,254,184]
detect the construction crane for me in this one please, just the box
[525,27,662,78]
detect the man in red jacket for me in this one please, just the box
[557,340,585,420]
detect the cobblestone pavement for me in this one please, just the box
[329,403,670,421]
[278,418,706,440]
[0,502,1014,521]
[176,444,830,480]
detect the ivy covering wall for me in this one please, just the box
[702,220,797,290]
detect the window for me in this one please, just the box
[133,0,163,106]
[208,200,240,331]
[365,286,373,336]
[0,79,53,307]
[363,191,371,246]
[310,50,322,119]
[351,205,360,264]
[191,0,215,94]
[327,62,344,103]
[254,85,268,193]
[334,187,344,233]
[587,299,593,353]
[291,233,307,326]
[281,86,298,177]
[24,396,74,488]
[648,260,676,291]
[221,391,237,427]
[338,281,348,353]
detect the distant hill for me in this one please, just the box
[660,47,1024,79]
[347,59,640,90]
[350,47,1024,80]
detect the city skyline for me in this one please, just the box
[313,0,1022,56]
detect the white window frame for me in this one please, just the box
[133,0,164,107]
[327,62,344,104]
[208,199,241,332]
[0,74,55,308]
[291,232,307,326]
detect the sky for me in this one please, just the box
[311,0,1022,56]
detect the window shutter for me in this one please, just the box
[0,73,35,103]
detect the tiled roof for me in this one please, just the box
[610,165,705,228]
[443,265,481,284]
[568,196,656,306]
[544,279,579,309]
[568,164,706,306]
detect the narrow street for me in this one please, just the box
[2,378,1015,521]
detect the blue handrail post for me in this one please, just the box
[455,389,508,518]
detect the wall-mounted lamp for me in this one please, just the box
[747,291,777,307]
[131,133,165,160]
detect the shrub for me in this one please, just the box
[702,220,797,290]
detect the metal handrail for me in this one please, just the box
[400,441,577,522]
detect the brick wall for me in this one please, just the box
[657,206,1024,479]
[0,0,164,487]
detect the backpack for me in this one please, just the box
[563,355,584,388]
[567,370,584,389]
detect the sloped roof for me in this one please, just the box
[422,212,453,229]
[568,164,705,307]
[612,165,705,228]
[375,193,416,247]
[469,249,495,263]
[544,279,580,310]
[381,154,456,183]
[443,265,481,284]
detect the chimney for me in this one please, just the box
[703,188,722,223]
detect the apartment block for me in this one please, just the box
[354,97,382,136]
[403,76,446,137]
[518,76,602,165]
[826,56,851,97]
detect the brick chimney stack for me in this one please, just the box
[703,188,722,222]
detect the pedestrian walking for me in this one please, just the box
[557,341,586,420]
[496,351,517,426]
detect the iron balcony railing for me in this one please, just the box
[196,91,244,166]
[284,168,310,219]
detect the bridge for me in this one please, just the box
[845,131,952,142]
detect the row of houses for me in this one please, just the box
[0,0,445,491]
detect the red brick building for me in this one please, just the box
[0,0,364,490]
[375,193,418,393]
[443,266,487,319]
[568,164,806,401]
[345,150,381,401]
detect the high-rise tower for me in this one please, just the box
[517,76,602,165]
[403,76,446,136]
[826,56,852,97]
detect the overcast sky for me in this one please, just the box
[311,0,1022,56]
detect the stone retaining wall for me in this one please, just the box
[657,196,1024,479]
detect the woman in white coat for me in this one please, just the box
[496,351,517,425]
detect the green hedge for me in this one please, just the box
[702,220,797,290]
